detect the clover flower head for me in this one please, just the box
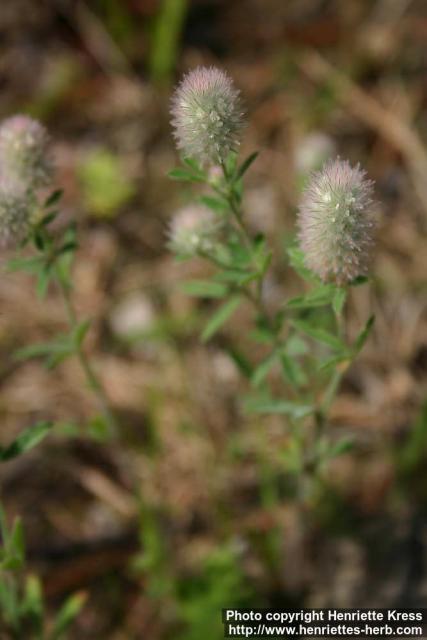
[171,66,243,165]
[0,177,34,246]
[297,157,375,284]
[0,115,53,190]
[168,204,220,257]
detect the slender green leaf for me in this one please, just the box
[58,241,78,255]
[225,152,238,178]
[332,287,347,316]
[235,151,259,180]
[21,575,44,622]
[198,195,229,213]
[73,319,91,348]
[248,327,276,344]
[181,280,228,298]
[148,0,188,84]
[284,334,308,356]
[49,591,87,640]
[327,437,355,458]
[291,318,343,350]
[353,314,375,354]
[44,189,63,208]
[15,336,74,362]
[0,422,52,462]
[318,353,350,371]
[398,400,427,472]
[36,265,52,299]
[251,351,279,387]
[286,245,318,283]
[244,394,313,419]
[286,284,336,309]
[40,211,59,227]
[167,168,204,183]
[183,157,203,174]
[224,346,253,379]
[7,256,45,273]
[280,353,307,387]
[214,269,257,287]
[201,295,242,341]
[0,579,17,623]
[10,518,25,564]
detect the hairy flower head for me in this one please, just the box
[171,66,243,165]
[297,158,375,284]
[168,204,220,257]
[0,177,34,246]
[0,115,53,190]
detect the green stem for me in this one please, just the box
[218,165,274,324]
[315,294,348,433]
[55,267,117,437]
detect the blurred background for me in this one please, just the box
[1,0,427,637]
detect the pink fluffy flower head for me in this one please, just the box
[171,66,243,165]
[0,115,53,190]
[297,158,375,285]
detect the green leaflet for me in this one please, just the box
[244,394,313,419]
[181,280,228,298]
[201,295,242,341]
[291,318,344,350]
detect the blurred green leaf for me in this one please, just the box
[183,157,204,173]
[353,314,375,354]
[214,269,257,287]
[149,0,188,84]
[198,195,229,213]
[398,400,427,473]
[244,395,313,419]
[15,335,75,369]
[251,351,279,387]
[291,318,343,350]
[235,151,259,181]
[49,591,87,640]
[332,287,347,316]
[36,265,52,299]
[284,334,308,356]
[0,422,52,462]
[280,353,307,388]
[44,189,63,208]
[181,280,228,298]
[168,167,204,182]
[20,575,44,624]
[73,319,91,349]
[327,437,355,459]
[201,295,242,341]
[318,353,350,371]
[286,284,336,309]
[286,245,318,283]
[7,256,45,274]
[224,346,253,379]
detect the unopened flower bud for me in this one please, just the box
[168,204,220,257]
[297,158,375,284]
[0,115,52,190]
[0,178,34,246]
[171,66,243,165]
